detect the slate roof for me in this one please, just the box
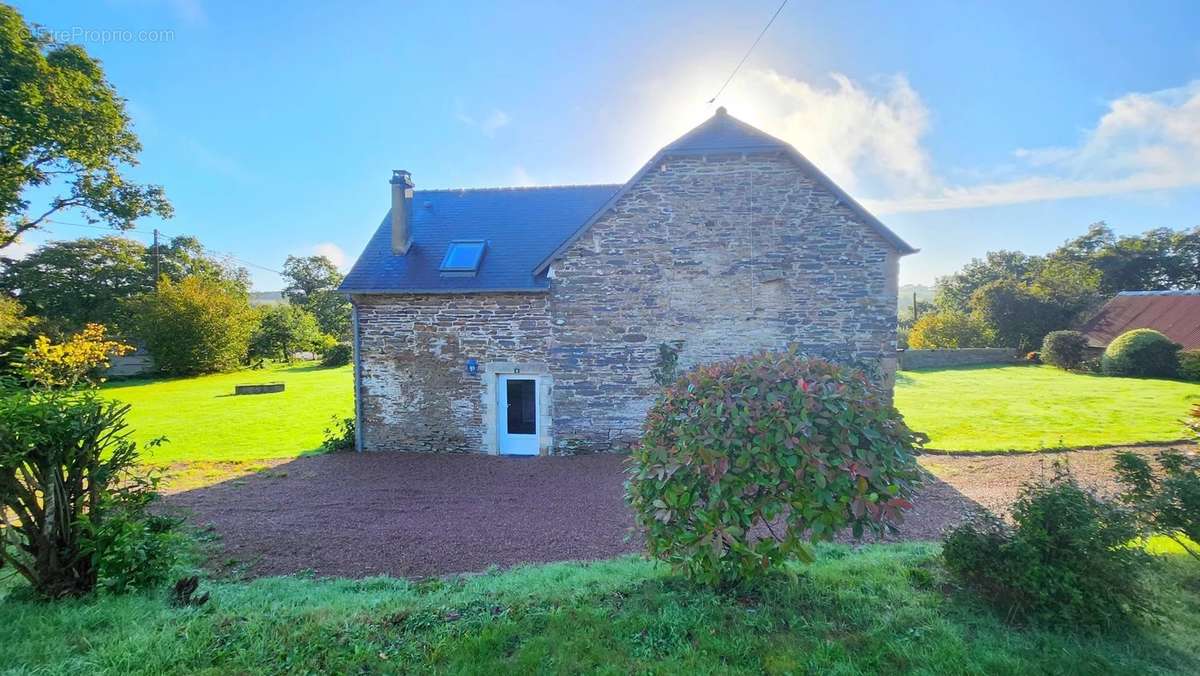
[660,107,793,155]
[1079,290,1200,350]
[340,108,915,295]
[339,184,619,293]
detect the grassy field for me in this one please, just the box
[7,364,1199,673]
[102,363,353,464]
[95,362,1199,468]
[895,365,1200,452]
[3,544,1198,674]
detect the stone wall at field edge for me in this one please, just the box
[899,348,1020,370]
[105,347,154,378]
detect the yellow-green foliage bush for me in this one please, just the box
[907,311,994,349]
[19,323,132,388]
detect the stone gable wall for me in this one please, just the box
[354,151,900,454]
[546,152,898,451]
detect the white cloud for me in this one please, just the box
[734,70,936,198]
[867,80,1200,214]
[636,70,1200,215]
[455,106,511,137]
[312,242,347,269]
[622,69,935,199]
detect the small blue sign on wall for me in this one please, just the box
[466,358,478,375]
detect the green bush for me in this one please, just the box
[1040,330,1089,370]
[1101,329,1181,378]
[0,388,179,597]
[83,500,183,594]
[1115,448,1200,563]
[626,351,925,587]
[321,415,355,451]
[943,463,1151,630]
[321,342,353,368]
[1179,350,1200,381]
[125,276,259,375]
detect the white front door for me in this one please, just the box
[497,375,539,455]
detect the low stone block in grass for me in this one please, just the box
[234,382,285,395]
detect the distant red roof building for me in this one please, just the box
[1079,290,1200,350]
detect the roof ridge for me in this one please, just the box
[1117,289,1200,296]
[415,183,623,194]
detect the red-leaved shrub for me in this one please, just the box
[626,351,925,586]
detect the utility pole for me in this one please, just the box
[912,291,918,323]
[153,228,161,290]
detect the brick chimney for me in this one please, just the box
[390,169,414,254]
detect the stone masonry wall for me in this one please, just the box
[353,293,551,452]
[354,152,900,454]
[547,152,898,452]
[898,348,1020,370]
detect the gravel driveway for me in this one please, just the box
[167,453,638,578]
[164,445,1184,579]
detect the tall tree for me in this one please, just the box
[152,235,250,292]
[249,305,323,362]
[1051,222,1200,294]
[0,235,248,331]
[0,236,148,331]
[967,260,1100,351]
[281,255,342,304]
[934,251,1037,313]
[281,255,349,339]
[0,5,172,249]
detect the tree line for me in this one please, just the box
[903,223,1200,351]
[0,235,352,376]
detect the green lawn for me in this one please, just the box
[96,361,1199,465]
[101,363,353,464]
[3,544,1198,674]
[896,365,1200,452]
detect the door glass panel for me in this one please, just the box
[506,379,536,435]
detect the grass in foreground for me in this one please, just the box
[2,544,1198,675]
[101,363,353,465]
[896,364,1200,452]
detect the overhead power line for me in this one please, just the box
[40,218,284,275]
[707,0,789,104]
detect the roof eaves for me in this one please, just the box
[1117,289,1200,296]
[341,286,550,296]
[780,145,918,256]
[532,150,666,275]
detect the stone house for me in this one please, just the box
[339,108,917,455]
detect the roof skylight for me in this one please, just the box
[439,240,486,274]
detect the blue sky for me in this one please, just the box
[12,0,1200,288]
